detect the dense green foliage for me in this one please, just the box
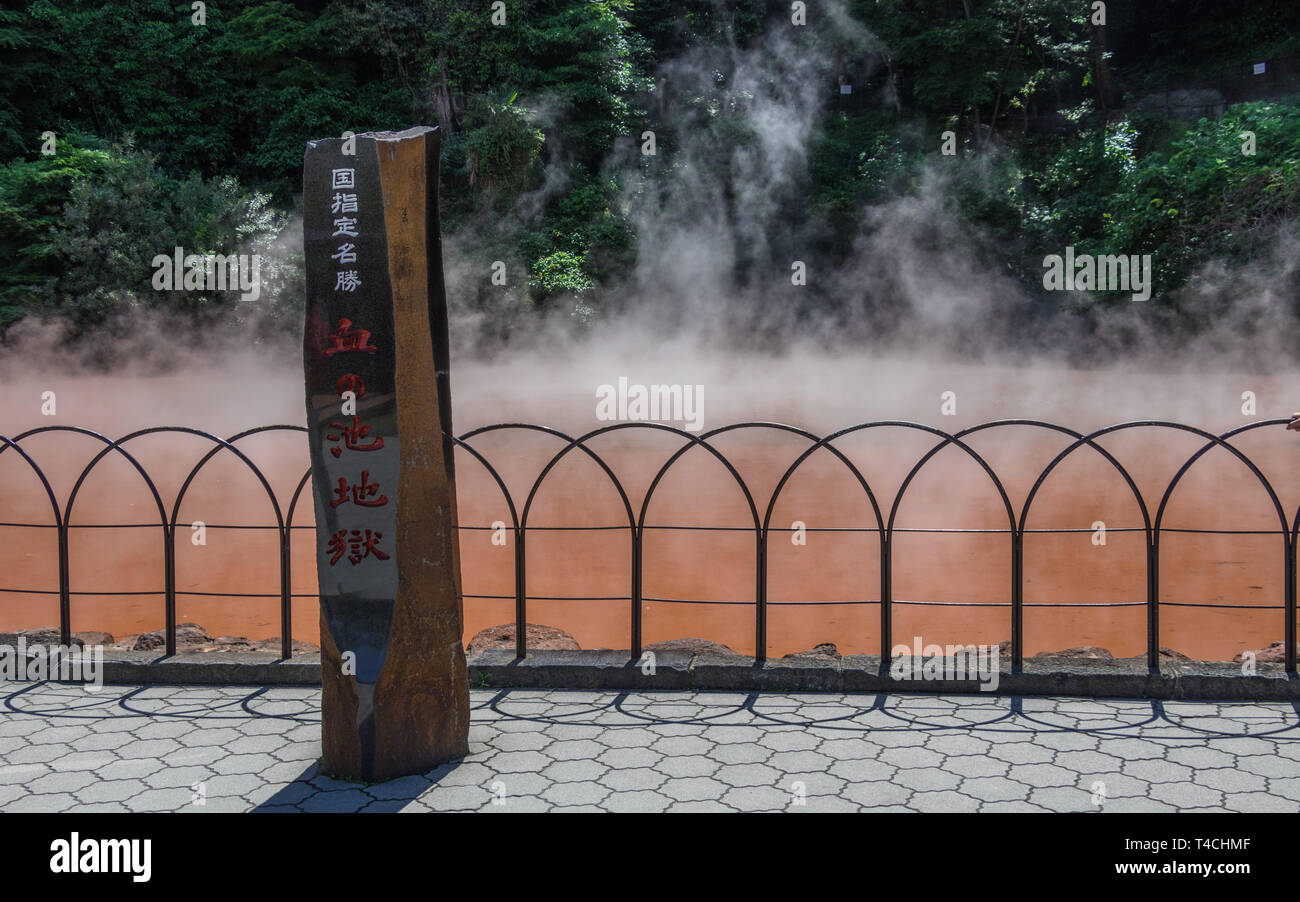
[1,0,1297,351]
[0,134,293,330]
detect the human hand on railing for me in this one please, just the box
[1289,413,1300,431]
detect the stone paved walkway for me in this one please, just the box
[2,684,1299,812]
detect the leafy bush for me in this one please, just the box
[528,249,593,302]
[1103,98,1300,299]
[0,135,299,335]
[462,92,545,198]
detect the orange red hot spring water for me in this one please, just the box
[2,405,1298,662]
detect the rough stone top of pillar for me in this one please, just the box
[305,125,438,156]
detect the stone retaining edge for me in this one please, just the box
[19,649,1296,700]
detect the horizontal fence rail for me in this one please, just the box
[0,420,1297,672]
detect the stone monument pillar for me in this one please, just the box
[302,126,468,782]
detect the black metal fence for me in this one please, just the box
[2,419,1297,672]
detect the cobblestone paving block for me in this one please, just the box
[599,767,666,792]
[1222,791,1300,812]
[894,766,963,792]
[541,758,610,783]
[909,790,981,812]
[539,781,611,807]
[655,756,719,779]
[667,800,735,813]
[601,789,673,812]
[840,780,913,808]
[596,746,662,770]
[943,754,1009,778]
[1148,781,1224,808]
[721,784,797,811]
[1192,767,1267,794]
[960,775,1031,802]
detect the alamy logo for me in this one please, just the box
[151,246,262,302]
[0,638,103,691]
[50,833,151,882]
[890,636,1001,691]
[595,377,705,432]
[1042,246,1152,302]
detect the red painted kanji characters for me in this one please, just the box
[327,529,391,566]
[336,373,366,399]
[330,470,389,508]
[325,416,384,458]
[322,318,377,355]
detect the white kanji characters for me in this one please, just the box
[325,179,361,290]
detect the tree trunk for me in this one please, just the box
[1090,21,1118,114]
[885,57,902,113]
[433,52,457,135]
[988,1,1029,146]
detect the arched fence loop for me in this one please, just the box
[170,426,309,659]
[460,423,638,658]
[11,426,170,649]
[638,423,788,660]
[1149,421,1292,671]
[1,425,307,656]
[0,419,1294,673]
[882,424,1019,667]
[448,433,522,655]
[0,434,65,643]
[1011,422,1154,669]
[955,420,1152,671]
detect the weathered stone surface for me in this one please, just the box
[106,626,319,655]
[116,623,211,651]
[249,637,320,654]
[6,624,317,657]
[466,623,580,654]
[0,628,80,647]
[784,642,840,659]
[187,636,320,654]
[1034,646,1113,660]
[209,636,254,649]
[1236,642,1286,663]
[644,638,737,656]
[1120,647,1192,663]
[1004,643,1192,663]
[24,647,1300,698]
[304,125,468,781]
